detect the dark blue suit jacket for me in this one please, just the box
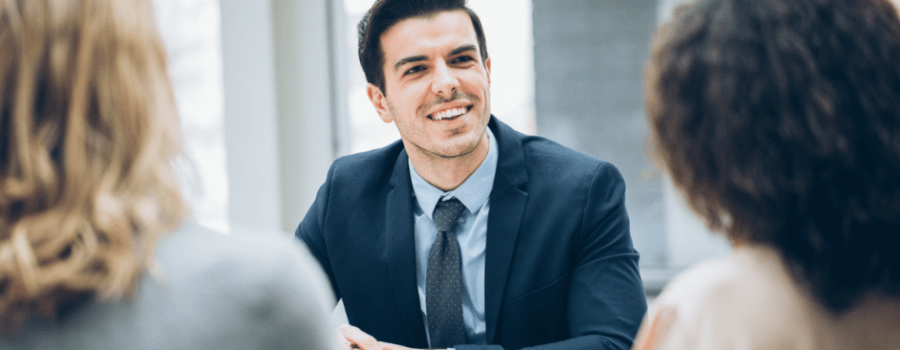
[296,117,646,350]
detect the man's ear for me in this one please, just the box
[485,57,492,86]
[366,83,393,123]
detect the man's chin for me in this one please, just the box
[425,134,486,159]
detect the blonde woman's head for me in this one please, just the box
[0,0,186,332]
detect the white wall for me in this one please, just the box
[219,0,337,233]
[271,0,340,231]
[220,0,284,232]
[152,0,230,232]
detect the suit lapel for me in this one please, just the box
[484,117,529,344]
[382,118,529,345]
[384,149,429,347]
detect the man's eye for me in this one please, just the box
[452,56,474,64]
[405,66,426,75]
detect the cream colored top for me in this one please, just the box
[634,245,900,350]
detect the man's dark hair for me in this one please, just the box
[646,0,900,313]
[357,0,488,95]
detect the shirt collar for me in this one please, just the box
[409,127,498,219]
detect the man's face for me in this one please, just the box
[367,10,492,159]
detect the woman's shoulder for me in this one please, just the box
[656,246,790,310]
[141,221,339,348]
[149,220,336,319]
[137,221,339,349]
[5,220,339,350]
[635,245,819,350]
[154,221,326,284]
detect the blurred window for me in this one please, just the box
[151,0,229,232]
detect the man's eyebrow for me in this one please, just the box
[449,44,477,57]
[393,55,428,72]
[392,45,479,72]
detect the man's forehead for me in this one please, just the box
[379,10,479,60]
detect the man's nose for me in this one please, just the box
[430,61,459,97]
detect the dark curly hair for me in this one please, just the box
[646,0,900,313]
[357,0,488,95]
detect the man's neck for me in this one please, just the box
[407,133,490,192]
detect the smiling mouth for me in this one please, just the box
[428,105,473,121]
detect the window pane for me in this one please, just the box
[152,0,229,232]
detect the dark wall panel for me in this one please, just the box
[532,0,666,266]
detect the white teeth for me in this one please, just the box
[433,107,467,120]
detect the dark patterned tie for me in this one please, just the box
[426,197,467,348]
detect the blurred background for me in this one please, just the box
[151,0,733,296]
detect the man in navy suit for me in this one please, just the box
[295,0,646,349]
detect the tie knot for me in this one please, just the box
[432,197,466,232]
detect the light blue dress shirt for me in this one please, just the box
[409,128,498,347]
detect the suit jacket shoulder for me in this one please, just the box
[520,133,622,186]
[492,116,623,186]
[328,140,406,189]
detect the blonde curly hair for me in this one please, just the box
[0,0,186,332]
